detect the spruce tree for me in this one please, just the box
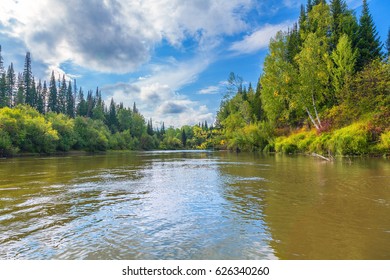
[0,73,6,108]
[356,0,383,70]
[42,81,48,112]
[330,0,348,49]
[58,75,67,114]
[36,79,44,114]
[76,87,87,116]
[108,98,118,132]
[147,118,154,136]
[133,102,138,114]
[66,80,75,117]
[23,52,34,107]
[48,71,58,112]
[16,73,24,105]
[92,87,105,120]
[86,90,96,118]
[287,23,301,66]
[6,63,16,107]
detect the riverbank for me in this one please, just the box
[273,119,390,158]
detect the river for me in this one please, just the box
[0,151,389,259]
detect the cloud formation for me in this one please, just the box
[0,0,253,73]
[229,21,292,54]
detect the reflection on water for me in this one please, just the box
[0,151,389,259]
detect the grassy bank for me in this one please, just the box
[274,118,390,157]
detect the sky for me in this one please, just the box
[0,0,388,127]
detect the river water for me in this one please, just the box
[0,151,389,259]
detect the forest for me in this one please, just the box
[0,0,389,157]
[215,0,389,156]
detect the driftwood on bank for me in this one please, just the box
[311,152,333,161]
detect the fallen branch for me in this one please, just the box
[311,152,332,161]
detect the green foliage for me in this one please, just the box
[74,117,110,152]
[260,31,299,126]
[275,130,316,154]
[328,121,371,155]
[0,105,58,154]
[344,60,390,113]
[0,128,18,156]
[377,131,390,154]
[296,32,332,129]
[46,113,76,151]
[330,34,357,97]
[228,122,271,152]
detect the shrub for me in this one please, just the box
[275,130,316,154]
[328,122,370,155]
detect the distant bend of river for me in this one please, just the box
[0,151,389,259]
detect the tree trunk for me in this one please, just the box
[305,107,320,130]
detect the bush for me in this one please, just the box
[46,113,76,151]
[328,122,370,155]
[74,117,110,152]
[376,131,390,155]
[275,130,316,154]
[0,106,58,154]
[0,129,18,156]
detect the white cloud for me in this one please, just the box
[198,85,220,95]
[102,54,215,127]
[198,80,228,95]
[229,21,292,55]
[0,0,254,74]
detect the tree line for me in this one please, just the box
[1,0,389,157]
[0,47,214,156]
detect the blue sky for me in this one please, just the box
[0,0,388,127]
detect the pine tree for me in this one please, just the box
[36,79,44,114]
[133,102,138,114]
[356,0,383,70]
[6,63,16,107]
[58,75,67,113]
[30,77,37,108]
[23,52,34,107]
[73,79,77,107]
[330,0,348,49]
[92,87,105,120]
[307,0,313,13]
[86,90,94,118]
[287,23,301,66]
[0,73,6,107]
[76,87,87,116]
[16,73,24,105]
[299,4,307,34]
[42,81,48,113]
[48,71,58,112]
[147,118,154,136]
[0,48,6,107]
[107,98,118,132]
[66,80,75,117]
